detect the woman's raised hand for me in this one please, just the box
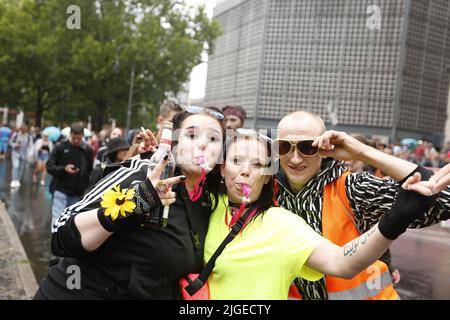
[147,155,185,207]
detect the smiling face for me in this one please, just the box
[277,113,324,193]
[221,136,270,204]
[174,114,224,178]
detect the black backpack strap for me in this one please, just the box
[181,187,202,257]
[183,206,254,296]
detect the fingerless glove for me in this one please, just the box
[378,187,437,240]
[97,179,162,232]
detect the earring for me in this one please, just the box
[220,177,225,184]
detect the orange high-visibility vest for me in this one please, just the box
[290,172,399,300]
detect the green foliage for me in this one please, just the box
[0,0,221,130]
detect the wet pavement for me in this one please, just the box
[391,224,450,299]
[0,158,53,284]
[0,157,449,299]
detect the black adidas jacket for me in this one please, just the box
[36,158,211,299]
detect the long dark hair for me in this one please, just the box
[171,106,226,211]
[219,130,277,217]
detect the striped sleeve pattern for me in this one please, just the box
[52,158,149,233]
[345,171,450,233]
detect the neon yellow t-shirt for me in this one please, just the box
[205,195,327,300]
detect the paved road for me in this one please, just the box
[0,157,449,299]
[0,159,53,284]
[391,224,450,299]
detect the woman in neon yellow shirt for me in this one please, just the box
[205,130,450,299]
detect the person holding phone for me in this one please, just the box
[47,123,93,229]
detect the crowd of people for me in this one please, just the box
[2,103,450,300]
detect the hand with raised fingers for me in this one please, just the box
[137,127,158,154]
[312,130,369,162]
[97,156,185,232]
[377,166,450,240]
[404,163,450,196]
[147,154,186,207]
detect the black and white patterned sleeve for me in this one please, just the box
[51,159,148,257]
[345,170,450,233]
[345,171,398,232]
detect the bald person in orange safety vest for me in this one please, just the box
[273,111,450,300]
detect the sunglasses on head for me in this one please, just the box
[273,138,319,157]
[235,128,273,143]
[185,106,224,120]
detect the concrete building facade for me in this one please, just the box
[204,0,450,146]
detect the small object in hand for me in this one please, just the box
[156,180,170,194]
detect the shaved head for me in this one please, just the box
[277,111,326,139]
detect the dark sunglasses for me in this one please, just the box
[273,138,319,157]
[185,106,224,120]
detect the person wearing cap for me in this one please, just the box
[88,137,130,189]
[221,105,247,129]
[96,127,124,165]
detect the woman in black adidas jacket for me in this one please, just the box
[34,107,226,299]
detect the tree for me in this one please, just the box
[0,0,221,130]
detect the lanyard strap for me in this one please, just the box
[181,187,202,257]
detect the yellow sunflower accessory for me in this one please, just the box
[100,185,136,221]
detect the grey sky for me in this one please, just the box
[186,0,216,100]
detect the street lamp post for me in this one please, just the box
[114,44,135,133]
[125,62,135,133]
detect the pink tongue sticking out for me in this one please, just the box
[241,184,252,203]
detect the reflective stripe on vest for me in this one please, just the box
[328,270,392,300]
[322,172,399,300]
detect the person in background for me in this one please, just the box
[31,126,42,142]
[123,129,143,159]
[422,150,448,169]
[110,127,123,139]
[123,102,183,159]
[0,123,12,159]
[87,132,100,162]
[88,137,130,188]
[9,121,34,188]
[46,123,93,227]
[221,105,247,129]
[96,127,124,165]
[33,133,53,186]
[154,101,183,143]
